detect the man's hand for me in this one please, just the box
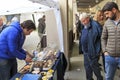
[26,51,34,58]
[25,55,32,63]
[104,51,109,56]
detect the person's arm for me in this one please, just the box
[23,49,33,58]
[101,24,108,53]
[93,21,102,55]
[96,22,102,37]
[20,49,33,62]
[7,31,26,60]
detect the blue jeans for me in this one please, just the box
[83,53,103,80]
[105,55,120,80]
[0,58,17,80]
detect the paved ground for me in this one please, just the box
[64,40,120,80]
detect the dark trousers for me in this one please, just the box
[0,58,17,80]
[83,53,103,80]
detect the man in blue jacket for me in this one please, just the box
[80,12,103,80]
[0,20,36,80]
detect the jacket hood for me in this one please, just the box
[9,21,23,33]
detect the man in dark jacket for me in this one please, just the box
[38,15,46,36]
[0,20,36,80]
[37,15,46,51]
[80,12,103,80]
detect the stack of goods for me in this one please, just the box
[18,49,58,80]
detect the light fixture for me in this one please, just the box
[112,0,117,3]
[95,0,99,3]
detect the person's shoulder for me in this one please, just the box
[91,19,100,25]
[10,21,20,26]
[105,19,111,23]
[91,20,102,29]
[104,19,112,26]
[38,18,42,22]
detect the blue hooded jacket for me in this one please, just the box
[0,21,26,60]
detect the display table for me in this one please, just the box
[10,52,67,80]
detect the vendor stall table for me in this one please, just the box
[10,52,67,80]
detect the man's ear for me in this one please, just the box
[112,8,117,13]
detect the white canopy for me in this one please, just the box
[0,0,50,15]
[29,0,59,9]
[0,0,64,52]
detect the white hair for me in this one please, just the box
[79,12,90,20]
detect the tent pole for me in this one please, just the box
[32,14,36,26]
